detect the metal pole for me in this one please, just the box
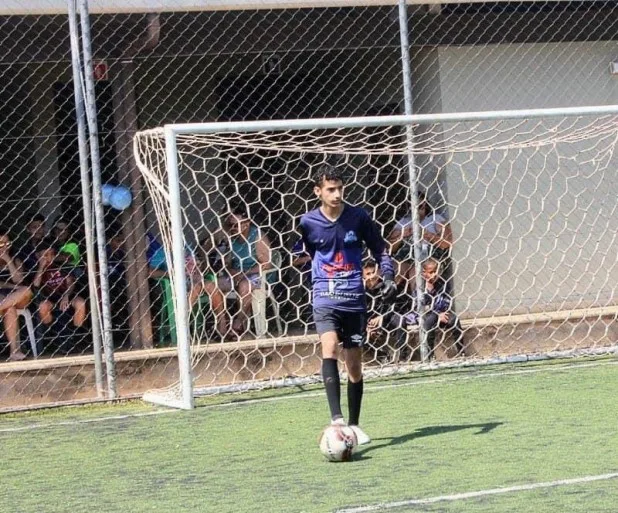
[398,0,429,361]
[67,0,104,397]
[78,0,117,398]
[165,127,194,410]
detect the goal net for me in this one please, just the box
[134,110,618,409]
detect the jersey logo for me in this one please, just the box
[343,230,358,244]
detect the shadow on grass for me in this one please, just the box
[354,422,504,461]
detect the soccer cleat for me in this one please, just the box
[349,425,371,445]
[331,417,347,426]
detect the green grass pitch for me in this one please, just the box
[1,357,617,513]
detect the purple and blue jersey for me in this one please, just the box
[299,204,394,312]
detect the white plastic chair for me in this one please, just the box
[17,308,38,358]
[226,249,283,338]
[251,249,283,338]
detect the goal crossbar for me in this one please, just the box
[146,105,618,137]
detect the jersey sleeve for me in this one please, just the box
[291,238,307,257]
[297,216,315,258]
[360,209,395,281]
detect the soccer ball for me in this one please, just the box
[319,425,358,462]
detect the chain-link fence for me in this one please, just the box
[1,1,617,411]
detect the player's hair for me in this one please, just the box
[0,225,11,238]
[363,258,378,270]
[395,191,432,219]
[421,258,440,271]
[312,164,344,188]
[52,215,71,227]
[417,191,434,216]
[228,202,250,221]
[28,212,45,224]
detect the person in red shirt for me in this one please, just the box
[33,241,86,329]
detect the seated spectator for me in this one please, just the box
[387,192,453,288]
[362,259,410,360]
[405,258,465,358]
[32,240,87,330]
[218,206,274,336]
[148,234,228,338]
[19,212,47,276]
[0,227,33,361]
[106,230,126,287]
[105,228,131,346]
[51,217,81,266]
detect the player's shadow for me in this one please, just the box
[354,422,504,460]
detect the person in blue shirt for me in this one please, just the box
[299,165,396,445]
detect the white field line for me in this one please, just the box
[1,358,616,434]
[335,472,618,512]
[0,409,178,433]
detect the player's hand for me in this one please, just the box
[38,253,52,270]
[0,246,11,263]
[367,316,383,333]
[438,312,450,324]
[60,294,70,312]
[380,279,398,302]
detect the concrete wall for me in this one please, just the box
[437,42,618,317]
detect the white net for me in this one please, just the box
[134,113,618,404]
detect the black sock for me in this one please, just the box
[322,358,342,420]
[347,379,364,426]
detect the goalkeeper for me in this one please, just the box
[298,165,396,445]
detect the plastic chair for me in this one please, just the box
[251,249,283,338]
[157,278,210,346]
[17,308,38,358]
[157,278,177,346]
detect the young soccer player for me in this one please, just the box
[403,258,465,358]
[299,165,397,444]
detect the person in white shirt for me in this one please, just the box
[387,192,453,290]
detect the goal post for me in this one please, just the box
[134,105,618,410]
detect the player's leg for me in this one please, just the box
[313,307,344,422]
[202,279,228,338]
[71,296,87,328]
[0,286,33,313]
[422,311,439,358]
[342,311,370,444]
[441,312,465,356]
[3,306,25,361]
[232,277,252,335]
[38,299,54,326]
[386,312,410,361]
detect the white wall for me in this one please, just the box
[436,41,618,317]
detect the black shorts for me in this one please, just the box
[34,289,64,305]
[313,307,366,349]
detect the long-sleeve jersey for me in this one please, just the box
[299,204,394,312]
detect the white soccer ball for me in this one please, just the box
[319,425,358,462]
